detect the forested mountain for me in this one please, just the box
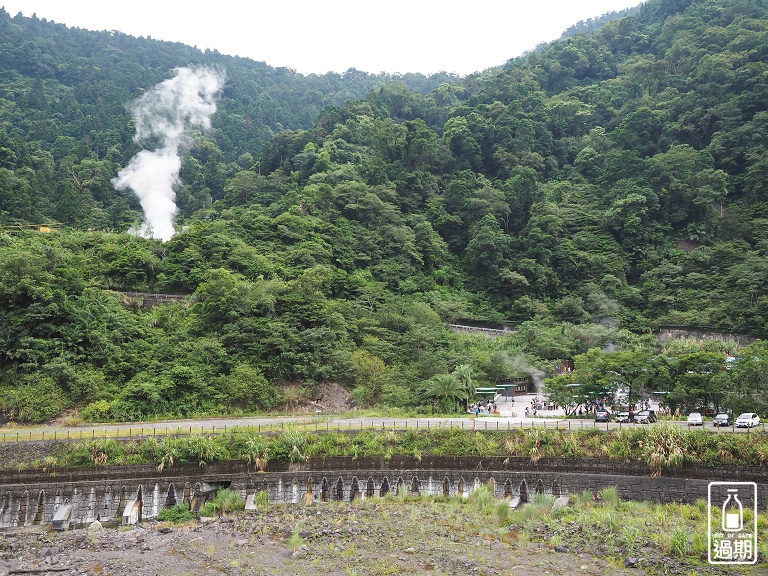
[558,4,642,41]
[1,0,768,423]
[0,7,460,229]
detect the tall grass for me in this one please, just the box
[495,487,766,569]
[467,484,495,514]
[599,486,619,507]
[670,527,691,558]
[199,488,245,517]
[36,426,768,470]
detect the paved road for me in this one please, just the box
[7,391,760,443]
[0,414,763,443]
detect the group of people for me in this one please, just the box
[525,396,558,417]
[469,399,498,416]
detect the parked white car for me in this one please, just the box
[687,412,703,426]
[735,413,760,428]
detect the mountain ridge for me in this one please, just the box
[1,0,767,422]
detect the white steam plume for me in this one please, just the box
[112,67,226,241]
[505,352,546,394]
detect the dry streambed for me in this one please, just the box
[0,499,734,576]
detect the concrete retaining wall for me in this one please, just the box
[656,326,755,346]
[1,457,765,530]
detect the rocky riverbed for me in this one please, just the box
[0,503,636,576]
[0,498,740,576]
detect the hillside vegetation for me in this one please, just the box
[2,0,768,422]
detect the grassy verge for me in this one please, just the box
[6,425,767,473]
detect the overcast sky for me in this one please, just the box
[2,0,644,76]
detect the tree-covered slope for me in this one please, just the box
[0,8,461,230]
[2,0,768,423]
[254,0,768,333]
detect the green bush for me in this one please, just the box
[240,433,270,471]
[199,489,245,517]
[271,427,314,463]
[80,400,113,423]
[188,434,230,466]
[21,427,768,471]
[86,439,126,466]
[224,364,281,410]
[62,446,93,467]
[254,490,269,508]
[0,377,67,423]
[157,503,196,523]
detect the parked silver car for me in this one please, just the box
[615,411,631,423]
[687,412,703,426]
[634,409,656,424]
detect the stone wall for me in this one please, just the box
[0,457,765,530]
[656,326,755,346]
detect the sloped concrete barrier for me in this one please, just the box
[51,504,72,531]
[0,457,764,530]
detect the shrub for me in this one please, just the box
[574,429,609,457]
[519,429,556,463]
[307,431,349,458]
[199,489,244,516]
[80,400,112,423]
[254,490,269,508]
[643,424,686,477]
[430,428,497,456]
[0,377,67,423]
[607,428,642,460]
[271,427,313,463]
[241,433,269,471]
[224,364,281,410]
[349,430,386,458]
[156,437,186,471]
[189,434,229,466]
[86,439,124,466]
[157,503,195,523]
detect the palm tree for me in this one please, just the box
[424,374,465,413]
[453,364,475,410]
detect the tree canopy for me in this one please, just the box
[2,0,768,421]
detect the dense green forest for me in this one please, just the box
[1,0,768,423]
[0,7,460,230]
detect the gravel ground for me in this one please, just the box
[0,503,632,576]
[0,499,721,576]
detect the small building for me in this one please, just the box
[496,378,531,397]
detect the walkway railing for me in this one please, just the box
[1,417,763,443]
[118,291,188,302]
[447,324,515,336]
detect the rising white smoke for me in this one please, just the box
[504,352,546,394]
[112,67,226,241]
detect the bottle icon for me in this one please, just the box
[722,488,743,532]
